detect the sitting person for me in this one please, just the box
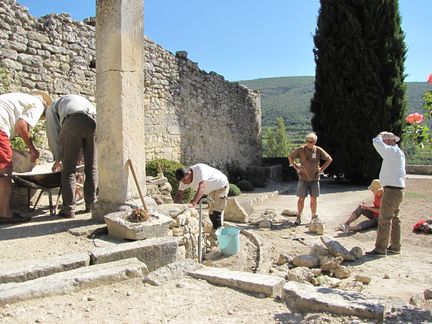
[340,179,383,233]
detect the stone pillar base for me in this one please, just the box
[92,197,158,223]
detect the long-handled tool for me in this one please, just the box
[197,197,207,264]
[126,159,148,212]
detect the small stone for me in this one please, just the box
[87,296,95,301]
[258,293,266,298]
[126,291,132,296]
[383,274,390,279]
[332,265,351,279]
[354,274,371,284]
[292,255,320,268]
[424,288,432,300]
[350,246,363,259]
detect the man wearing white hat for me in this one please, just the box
[0,90,52,224]
[366,131,406,256]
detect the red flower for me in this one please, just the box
[406,112,424,124]
[428,73,432,84]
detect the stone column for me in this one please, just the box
[93,0,145,221]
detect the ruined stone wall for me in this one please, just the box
[0,0,262,171]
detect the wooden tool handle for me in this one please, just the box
[126,159,148,212]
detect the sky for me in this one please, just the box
[16,0,432,82]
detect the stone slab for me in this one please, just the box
[282,281,386,320]
[0,253,90,284]
[90,237,178,272]
[0,258,148,306]
[144,259,202,286]
[68,224,108,237]
[189,266,284,297]
[105,210,172,240]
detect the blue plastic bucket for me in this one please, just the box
[215,226,241,256]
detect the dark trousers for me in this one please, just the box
[60,114,98,213]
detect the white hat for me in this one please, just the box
[31,89,53,107]
[380,131,400,143]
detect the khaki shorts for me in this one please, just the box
[207,186,229,215]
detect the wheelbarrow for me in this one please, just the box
[12,165,85,216]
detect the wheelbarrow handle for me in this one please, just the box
[11,174,43,189]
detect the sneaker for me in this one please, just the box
[387,246,401,255]
[294,216,301,226]
[340,223,350,234]
[311,214,318,220]
[365,249,386,257]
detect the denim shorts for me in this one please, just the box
[296,180,320,197]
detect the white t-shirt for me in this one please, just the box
[178,163,228,195]
[0,93,45,138]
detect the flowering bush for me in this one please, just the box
[406,112,424,124]
[403,74,432,148]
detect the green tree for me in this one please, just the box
[264,127,277,157]
[311,0,407,183]
[263,118,290,157]
[274,117,289,156]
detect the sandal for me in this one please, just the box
[0,212,31,224]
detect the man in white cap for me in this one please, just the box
[45,94,98,218]
[366,131,406,257]
[0,90,52,224]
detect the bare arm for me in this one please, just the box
[15,118,39,162]
[189,181,206,207]
[288,156,303,173]
[319,156,333,173]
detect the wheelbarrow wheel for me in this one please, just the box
[75,171,85,205]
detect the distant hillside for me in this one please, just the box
[239,76,430,138]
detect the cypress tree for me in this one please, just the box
[311,0,407,183]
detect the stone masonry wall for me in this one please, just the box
[0,0,262,171]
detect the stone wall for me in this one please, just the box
[0,0,262,171]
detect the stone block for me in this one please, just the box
[0,253,90,284]
[224,197,249,223]
[189,266,285,297]
[104,210,172,240]
[282,282,385,320]
[90,237,178,272]
[0,258,147,306]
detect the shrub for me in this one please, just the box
[225,160,248,183]
[236,179,254,192]
[146,159,193,203]
[228,183,241,197]
[10,120,47,152]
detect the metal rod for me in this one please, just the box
[126,159,148,212]
[198,199,203,263]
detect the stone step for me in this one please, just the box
[0,253,90,284]
[0,237,178,285]
[0,258,148,306]
[188,266,285,297]
[90,236,178,272]
[282,281,385,320]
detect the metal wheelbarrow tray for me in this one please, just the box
[11,165,84,215]
[12,169,62,216]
